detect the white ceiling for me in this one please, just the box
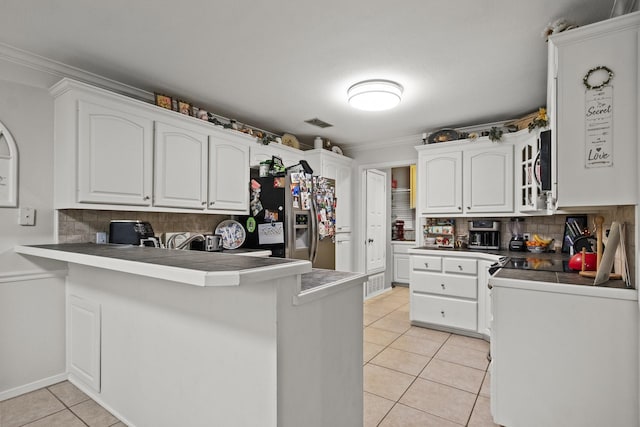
[0,1,613,150]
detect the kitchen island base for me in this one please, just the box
[64,263,364,427]
[490,277,638,427]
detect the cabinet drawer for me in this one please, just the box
[411,271,477,299]
[443,257,477,275]
[411,255,442,272]
[411,293,477,331]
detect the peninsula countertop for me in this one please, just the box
[16,243,312,287]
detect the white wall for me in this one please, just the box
[349,135,420,276]
[0,61,67,399]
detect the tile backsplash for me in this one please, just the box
[58,209,229,243]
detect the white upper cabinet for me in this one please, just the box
[208,134,249,212]
[463,144,513,213]
[416,133,528,217]
[548,13,639,207]
[154,121,208,209]
[51,78,251,214]
[417,149,463,215]
[77,100,153,206]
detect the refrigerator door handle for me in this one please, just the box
[310,198,319,263]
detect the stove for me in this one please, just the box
[499,256,571,273]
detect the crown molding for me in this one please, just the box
[0,42,153,101]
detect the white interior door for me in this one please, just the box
[366,169,387,273]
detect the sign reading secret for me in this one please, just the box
[583,66,614,168]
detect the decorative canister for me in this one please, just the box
[314,136,323,149]
[259,161,270,177]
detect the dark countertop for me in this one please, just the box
[301,269,366,292]
[24,243,294,272]
[410,245,633,290]
[15,243,312,287]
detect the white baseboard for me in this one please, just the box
[68,377,137,427]
[0,372,67,401]
[0,269,67,284]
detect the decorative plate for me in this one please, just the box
[427,129,459,144]
[331,145,343,155]
[215,219,246,249]
[281,133,300,149]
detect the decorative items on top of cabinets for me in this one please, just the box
[547,12,640,208]
[51,80,155,207]
[305,148,353,232]
[249,142,303,169]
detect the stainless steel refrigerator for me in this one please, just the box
[239,171,336,269]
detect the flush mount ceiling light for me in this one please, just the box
[347,79,403,111]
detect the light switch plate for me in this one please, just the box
[19,207,36,226]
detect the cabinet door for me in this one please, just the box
[154,121,208,209]
[77,100,153,205]
[250,143,302,168]
[418,151,462,214]
[553,24,638,207]
[335,233,352,272]
[335,164,352,232]
[393,253,410,283]
[208,135,249,212]
[68,295,101,392]
[463,145,513,213]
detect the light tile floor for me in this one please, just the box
[364,285,498,427]
[2,285,497,427]
[0,381,124,427]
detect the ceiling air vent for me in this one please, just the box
[304,118,333,128]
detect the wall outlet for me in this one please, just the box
[523,232,531,241]
[18,207,36,226]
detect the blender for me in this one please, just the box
[508,218,527,251]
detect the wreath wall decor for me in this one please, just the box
[583,66,614,90]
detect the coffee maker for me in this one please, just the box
[467,220,501,250]
[508,217,527,251]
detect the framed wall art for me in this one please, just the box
[154,93,173,110]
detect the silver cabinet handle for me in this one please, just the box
[467,206,471,210]
[441,283,445,289]
[441,310,445,317]
[458,265,463,271]
[367,238,374,244]
[144,196,150,201]
[424,262,429,268]
[201,201,206,206]
[457,206,462,210]
[209,201,215,206]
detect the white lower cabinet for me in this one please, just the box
[391,242,414,284]
[68,295,101,392]
[393,254,410,283]
[409,251,499,338]
[412,294,477,331]
[335,233,352,272]
[410,254,479,334]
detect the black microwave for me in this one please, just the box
[538,129,552,192]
